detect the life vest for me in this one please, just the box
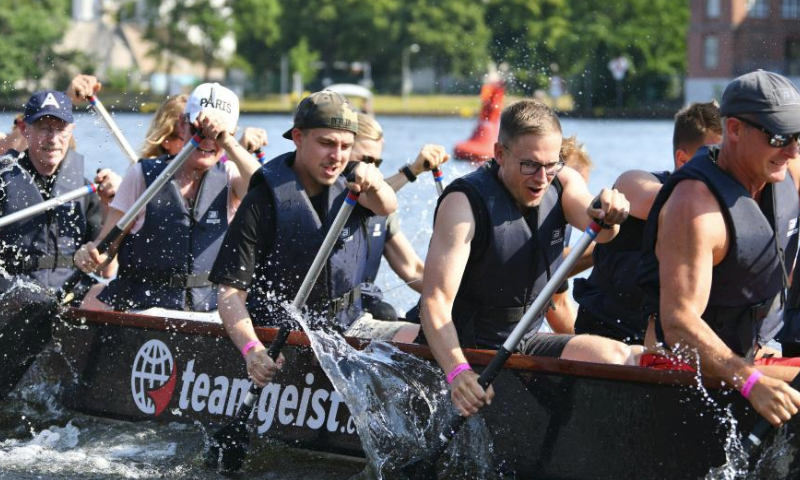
[573,170,671,344]
[98,156,229,311]
[0,149,89,290]
[638,147,799,356]
[446,160,566,349]
[246,152,367,330]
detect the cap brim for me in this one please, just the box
[25,111,74,125]
[282,127,294,140]
[754,111,800,135]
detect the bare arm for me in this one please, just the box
[658,180,800,425]
[545,291,576,334]
[613,170,663,220]
[565,243,595,277]
[383,231,424,293]
[218,284,280,387]
[558,167,628,244]
[385,144,450,192]
[420,192,494,416]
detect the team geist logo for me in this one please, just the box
[131,339,178,416]
[128,340,357,436]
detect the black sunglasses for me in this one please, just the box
[736,116,800,148]
[360,155,383,167]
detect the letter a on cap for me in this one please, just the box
[41,92,60,109]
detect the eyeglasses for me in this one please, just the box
[360,155,383,167]
[31,123,72,139]
[735,116,800,148]
[502,145,565,176]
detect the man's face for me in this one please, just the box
[20,116,74,175]
[733,117,799,185]
[495,132,562,210]
[293,128,355,187]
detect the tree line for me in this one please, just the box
[0,0,688,110]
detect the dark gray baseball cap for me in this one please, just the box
[720,70,800,134]
[282,90,358,139]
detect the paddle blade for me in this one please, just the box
[0,284,58,399]
[204,416,252,473]
[400,413,465,480]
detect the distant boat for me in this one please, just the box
[454,79,504,162]
[327,83,373,114]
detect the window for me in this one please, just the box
[787,39,800,75]
[707,0,721,17]
[705,36,719,70]
[748,0,771,18]
[783,0,800,18]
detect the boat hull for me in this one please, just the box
[55,308,800,479]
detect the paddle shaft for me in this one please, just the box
[402,220,604,478]
[741,371,800,455]
[422,160,445,196]
[226,190,361,424]
[88,96,139,165]
[0,183,97,229]
[58,134,202,297]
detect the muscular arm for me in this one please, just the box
[221,135,261,200]
[613,170,663,220]
[383,231,424,294]
[421,192,493,416]
[658,180,800,425]
[558,167,625,243]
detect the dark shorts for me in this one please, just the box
[516,331,572,358]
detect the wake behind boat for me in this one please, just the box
[49,307,800,480]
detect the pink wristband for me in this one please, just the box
[241,339,263,358]
[446,363,472,384]
[740,371,764,399]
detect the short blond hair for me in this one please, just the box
[560,135,592,173]
[356,112,383,142]
[498,100,561,146]
[140,94,188,158]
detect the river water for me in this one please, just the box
[0,110,677,479]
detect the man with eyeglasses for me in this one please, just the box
[420,99,640,417]
[74,83,262,312]
[638,70,800,427]
[0,90,120,298]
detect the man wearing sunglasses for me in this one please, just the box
[638,70,800,427]
[421,99,640,417]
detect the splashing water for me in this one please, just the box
[284,304,496,480]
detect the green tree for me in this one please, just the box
[288,37,320,86]
[0,0,71,92]
[185,0,236,81]
[230,0,282,92]
[141,0,195,89]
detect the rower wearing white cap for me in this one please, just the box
[74,83,261,312]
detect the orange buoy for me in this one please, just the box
[454,80,505,162]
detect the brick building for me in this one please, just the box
[686,0,800,103]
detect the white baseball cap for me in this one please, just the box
[185,83,240,134]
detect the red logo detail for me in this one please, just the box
[146,363,177,417]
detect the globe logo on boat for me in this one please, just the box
[130,339,178,417]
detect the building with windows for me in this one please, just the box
[687,0,800,102]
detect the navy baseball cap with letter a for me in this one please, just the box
[720,70,800,134]
[23,90,74,124]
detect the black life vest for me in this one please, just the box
[573,170,671,344]
[638,147,799,356]
[446,160,566,349]
[246,152,368,330]
[0,149,89,291]
[98,156,229,311]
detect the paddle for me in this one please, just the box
[400,218,606,480]
[204,188,362,473]
[0,133,202,399]
[740,372,800,457]
[423,159,445,196]
[88,95,139,165]
[0,183,98,229]
[254,147,267,165]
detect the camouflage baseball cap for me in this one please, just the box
[282,90,359,139]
